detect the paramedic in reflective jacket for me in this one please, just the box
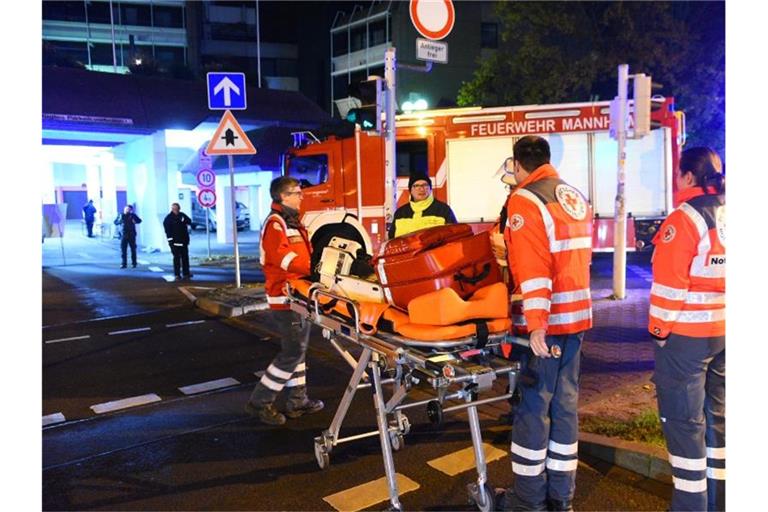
[244,176,324,426]
[649,147,725,511]
[496,136,593,512]
[388,172,457,238]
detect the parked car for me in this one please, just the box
[191,195,250,231]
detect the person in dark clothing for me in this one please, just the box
[114,205,142,268]
[388,172,457,238]
[163,203,193,280]
[82,199,97,238]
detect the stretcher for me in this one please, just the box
[286,280,523,512]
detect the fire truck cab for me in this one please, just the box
[284,98,685,255]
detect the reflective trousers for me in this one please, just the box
[653,333,725,511]
[249,310,312,407]
[511,332,583,506]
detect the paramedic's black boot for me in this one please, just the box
[285,386,324,418]
[244,402,286,426]
[547,498,574,512]
[495,488,547,511]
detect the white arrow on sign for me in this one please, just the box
[213,77,241,107]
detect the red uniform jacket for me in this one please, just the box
[260,202,312,310]
[504,164,593,335]
[649,187,725,338]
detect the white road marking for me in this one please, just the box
[166,320,206,328]
[137,259,150,265]
[107,327,151,335]
[78,252,93,260]
[148,266,164,272]
[323,474,419,512]
[43,413,66,427]
[427,443,507,476]
[162,275,178,282]
[90,393,162,414]
[178,377,240,395]
[177,286,197,301]
[45,335,91,344]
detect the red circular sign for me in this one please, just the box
[196,169,216,188]
[410,0,455,41]
[198,188,217,208]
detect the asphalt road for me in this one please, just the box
[42,251,670,511]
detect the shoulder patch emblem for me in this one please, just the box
[510,214,525,231]
[661,225,676,243]
[715,206,725,245]
[555,184,587,220]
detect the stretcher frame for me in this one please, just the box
[286,284,522,512]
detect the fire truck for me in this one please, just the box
[283,98,685,255]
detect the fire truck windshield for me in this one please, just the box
[286,154,329,188]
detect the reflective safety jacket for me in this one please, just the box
[389,195,458,238]
[260,202,312,310]
[649,187,725,338]
[504,164,593,335]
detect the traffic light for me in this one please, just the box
[346,77,383,132]
[632,73,652,139]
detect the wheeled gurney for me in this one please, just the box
[286,281,523,512]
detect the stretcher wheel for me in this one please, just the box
[314,438,330,469]
[467,482,494,512]
[389,430,404,451]
[427,400,444,427]
[400,414,411,435]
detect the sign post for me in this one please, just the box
[205,110,257,288]
[197,167,216,260]
[610,64,629,299]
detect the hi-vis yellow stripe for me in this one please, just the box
[322,473,419,512]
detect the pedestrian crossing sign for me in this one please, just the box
[206,110,257,155]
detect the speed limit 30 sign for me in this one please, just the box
[198,188,217,208]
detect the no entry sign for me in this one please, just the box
[409,0,455,41]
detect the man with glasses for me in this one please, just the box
[245,177,324,425]
[388,172,457,238]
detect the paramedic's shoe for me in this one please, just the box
[285,398,325,418]
[546,498,574,512]
[494,488,547,511]
[244,402,286,426]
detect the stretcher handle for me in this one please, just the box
[311,288,362,336]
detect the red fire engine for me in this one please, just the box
[284,98,685,255]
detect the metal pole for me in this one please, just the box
[355,123,363,220]
[84,0,92,68]
[383,47,397,237]
[229,155,241,288]
[255,0,261,87]
[109,0,117,73]
[205,206,211,260]
[612,64,629,299]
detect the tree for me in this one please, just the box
[458,1,725,160]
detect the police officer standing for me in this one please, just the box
[115,205,142,268]
[163,203,192,280]
[649,147,725,511]
[82,199,97,238]
[496,136,593,512]
[244,176,323,425]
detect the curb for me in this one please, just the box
[178,285,268,318]
[578,431,671,484]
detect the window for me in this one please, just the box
[86,1,113,24]
[332,31,348,57]
[91,43,117,65]
[275,59,297,77]
[43,1,86,22]
[368,18,389,47]
[153,5,184,28]
[155,45,185,65]
[481,22,498,49]
[120,3,151,26]
[286,154,329,188]
[45,40,88,64]
[350,26,366,52]
[396,140,428,177]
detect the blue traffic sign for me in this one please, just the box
[207,72,247,110]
